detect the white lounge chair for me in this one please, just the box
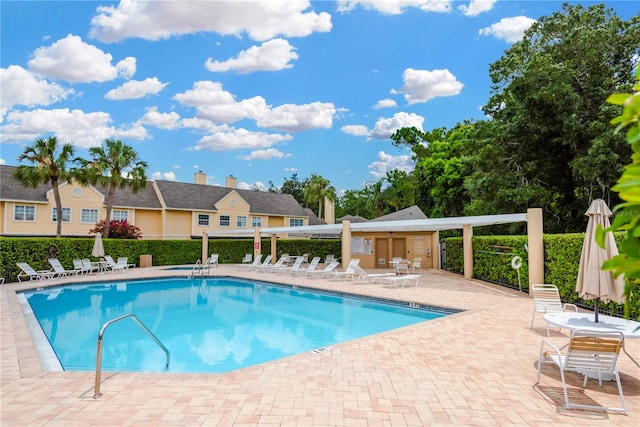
[530,284,578,336]
[291,256,321,277]
[352,265,395,284]
[248,255,271,271]
[259,256,287,273]
[307,261,340,278]
[273,256,305,275]
[380,274,420,288]
[241,253,252,265]
[325,259,361,280]
[16,262,55,281]
[536,329,626,414]
[240,254,262,269]
[114,257,136,270]
[48,258,80,277]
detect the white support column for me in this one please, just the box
[341,220,351,267]
[527,208,544,288]
[463,224,473,279]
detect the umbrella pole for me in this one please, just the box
[594,298,599,323]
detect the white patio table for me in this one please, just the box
[544,311,640,368]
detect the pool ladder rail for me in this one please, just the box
[93,313,170,398]
[190,257,215,278]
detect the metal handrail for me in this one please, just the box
[93,313,170,398]
[190,259,202,277]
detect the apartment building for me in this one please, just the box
[0,165,309,239]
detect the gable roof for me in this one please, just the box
[372,205,428,222]
[338,214,369,223]
[154,179,308,217]
[0,164,162,209]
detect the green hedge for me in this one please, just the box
[0,237,341,283]
[443,233,638,319]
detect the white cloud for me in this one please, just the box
[238,180,267,191]
[190,128,292,152]
[174,81,269,123]
[152,171,177,181]
[370,112,424,140]
[90,0,332,42]
[368,151,415,180]
[105,77,168,100]
[0,65,73,117]
[341,124,370,137]
[0,159,6,165]
[205,39,298,74]
[284,167,298,172]
[458,0,496,17]
[174,81,336,132]
[373,98,397,109]
[392,68,463,104]
[27,34,136,83]
[139,107,181,129]
[240,148,291,161]
[479,16,536,43]
[257,102,336,132]
[0,108,147,147]
[337,0,452,15]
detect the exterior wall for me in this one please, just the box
[351,231,436,270]
[1,183,107,236]
[135,210,163,239]
[164,210,192,239]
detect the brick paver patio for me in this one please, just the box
[2,265,638,426]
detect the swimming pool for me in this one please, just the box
[19,277,458,373]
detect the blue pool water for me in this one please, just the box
[20,277,456,373]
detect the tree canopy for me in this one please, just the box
[14,136,75,237]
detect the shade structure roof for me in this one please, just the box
[207,213,528,238]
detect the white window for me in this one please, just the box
[14,205,35,221]
[219,215,230,227]
[52,207,71,223]
[252,216,262,227]
[198,214,210,226]
[289,218,304,227]
[81,209,99,224]
[237,215,247,227]
[112,210,128,222]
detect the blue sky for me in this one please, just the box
[1,1,637,194]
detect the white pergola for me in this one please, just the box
[203,210,544,286]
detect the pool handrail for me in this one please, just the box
[94,313,170,398]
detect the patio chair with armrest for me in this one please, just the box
[536,329,626,414]
[530,284,578,336]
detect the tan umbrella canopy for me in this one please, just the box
[92,232,105,258]
[575,199,625,322]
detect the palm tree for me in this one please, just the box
[304,174,336,221]
[74,139,148,238]
[14,136,75,237]
[364,180,386,218]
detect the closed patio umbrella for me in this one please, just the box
[575,199,625,322]
[92,232,105,258]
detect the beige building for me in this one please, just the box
[0,165,309,239]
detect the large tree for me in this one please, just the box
[268,173,308,207]
[14,136,75,237]
[475,3,638,232]
[74,139,148,238]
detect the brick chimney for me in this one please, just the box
[225,175,237,188]
[194,171,206,185]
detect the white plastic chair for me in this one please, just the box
[536,329,626,414]
[530,284,578,336]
